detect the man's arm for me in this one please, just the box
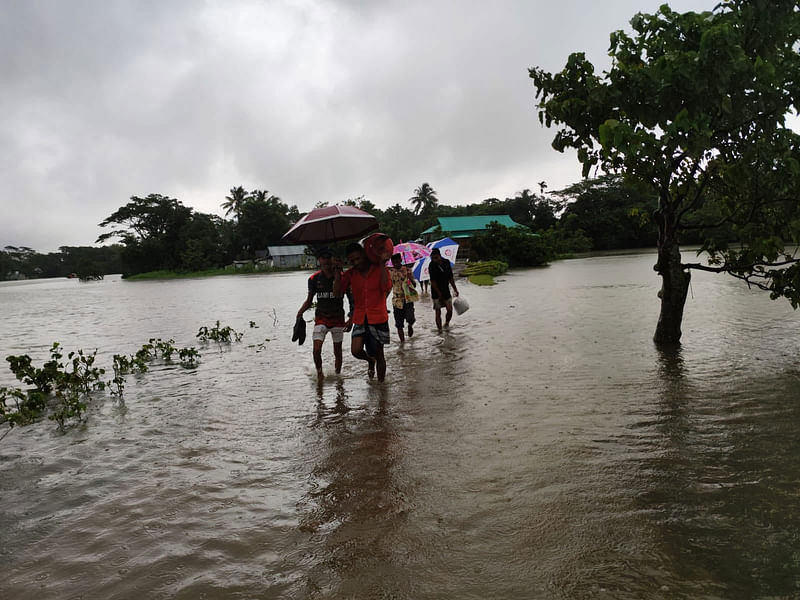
[401,266,415,287]
[449,273,459,297]
[380,265,392,297]
[296,291,315,320]
[344,288,354,331]
[333,266,347,297]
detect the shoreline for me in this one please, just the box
[124,266,310,280]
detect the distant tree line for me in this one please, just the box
[4,176,679,279]
[1,245,123,280]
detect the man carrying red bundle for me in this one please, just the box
[334,239,393,382]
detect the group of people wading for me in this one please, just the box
[296,244,459,382]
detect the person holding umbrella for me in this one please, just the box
[429,247,459,332]
[296,247,353,379]
[334,242,393,382]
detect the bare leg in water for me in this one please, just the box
[351,334,376,379]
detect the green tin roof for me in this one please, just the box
[421,215,525,235]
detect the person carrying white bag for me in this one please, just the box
[428,248,460,332]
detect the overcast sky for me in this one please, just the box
[1,0,718,251]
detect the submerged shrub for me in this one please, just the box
[196,321,243,344]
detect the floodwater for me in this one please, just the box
[1,251,799,599]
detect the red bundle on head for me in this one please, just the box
[362,233,393,264]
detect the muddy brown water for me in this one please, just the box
[1,251,799,599]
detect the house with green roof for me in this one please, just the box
[420,215,528,245]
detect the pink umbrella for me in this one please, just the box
[282,205,379,243]
[385,241,431,266]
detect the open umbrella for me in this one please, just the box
[427,237,459,264]
[282,205,379,243]
[412,256,431,282]
[385,241,431,266]
[414,237,459,281]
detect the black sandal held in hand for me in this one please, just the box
[292,317,306,345]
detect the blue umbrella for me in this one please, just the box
[426,237,459,264]
[414,237,458,281]
[412,256,431,282]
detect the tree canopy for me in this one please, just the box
[409,183,439,215]
[530,0,800,343]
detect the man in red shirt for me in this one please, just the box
[334,242,393,381]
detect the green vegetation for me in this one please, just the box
[464,260,508,285]
[9,175,671,281]
[1,245,122,281]
[1,338,204,429]
[3,343,106,428]
[125,265,277,280]
[87,180,665,279]
[0,334,210,431]
[96,191,300,278]
[471,223,554,267]
[196,321,244,344]
[467,274,496,286]
[531,0,800,343]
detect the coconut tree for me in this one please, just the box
[538,181,548,195]
[409,183,439,215]
[249,189,270,203]
[221,186,248,221]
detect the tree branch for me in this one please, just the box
[683,257,800,272]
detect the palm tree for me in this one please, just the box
[538,180,548,195]
[221,186,248,220]
[409,182,439,215]
[250,189,269,203]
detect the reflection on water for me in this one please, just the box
[1,253,799,599]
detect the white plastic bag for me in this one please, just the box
[453,295,469,315]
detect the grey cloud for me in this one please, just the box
[1,0,717,251]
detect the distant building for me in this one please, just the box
[420,215,529,247]
[265,245,315,269]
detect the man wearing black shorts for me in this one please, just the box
[428,247,459,332]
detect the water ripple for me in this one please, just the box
[1,260,800,598]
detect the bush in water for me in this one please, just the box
[196,321,244,344]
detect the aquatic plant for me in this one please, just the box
[109,354,129,396]
[48,387,87,429]
[178,347,200,367]
[196,321,244,344]
[0,386,46,427]
[0,334,205,431]
[64,349,106,395]
[108,340,200,396]
[6,342,66,394]
[3,344,106,429]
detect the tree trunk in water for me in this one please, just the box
[653,240,691,344]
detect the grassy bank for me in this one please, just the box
[463,260,508,286]
[124,265,304,280]
[467,273,497,286]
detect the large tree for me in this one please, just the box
[97,194,194,274]
[236,196,296,256]
[530,1,800,344]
